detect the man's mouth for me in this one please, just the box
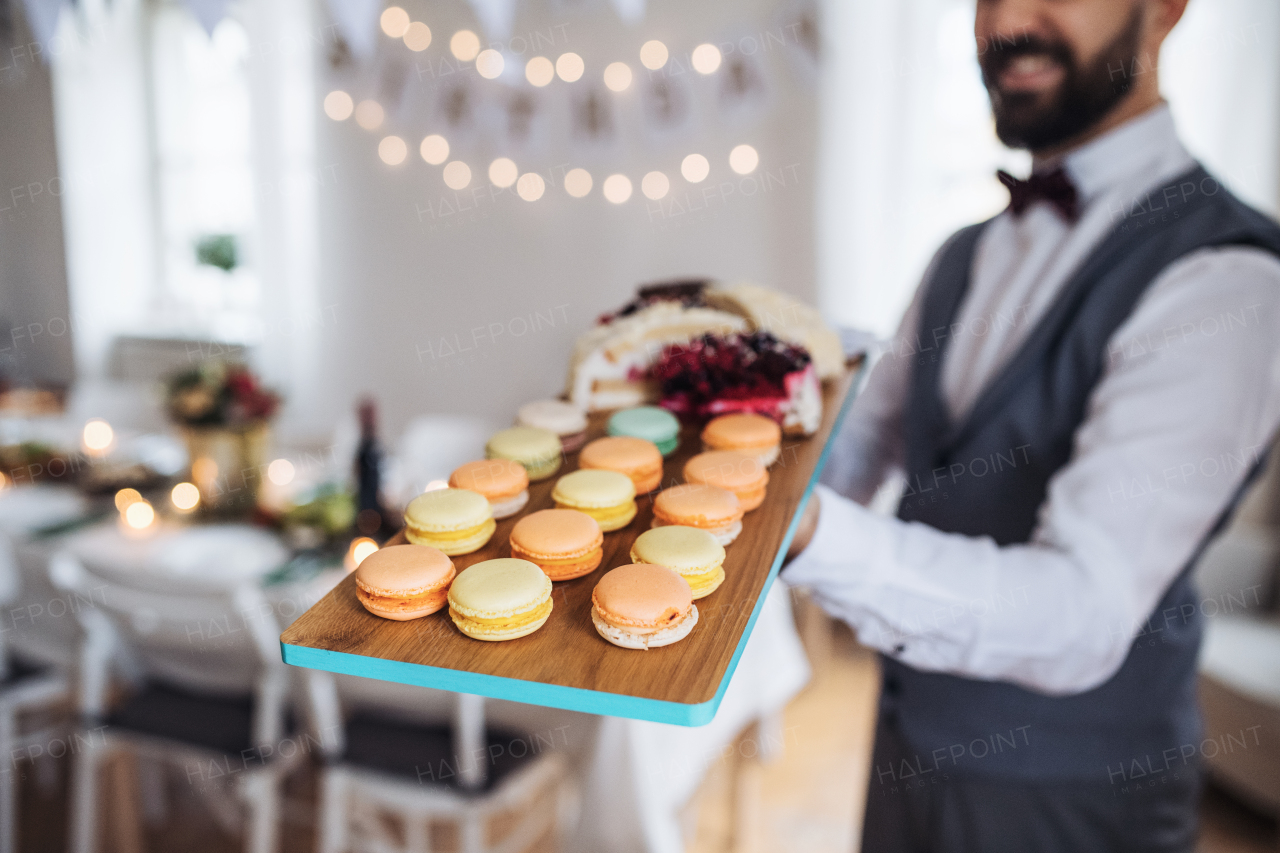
[997,54,1066,93]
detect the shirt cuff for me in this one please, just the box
[782,483,878,587]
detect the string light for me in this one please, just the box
[681,153,710,183]
[403,21,432,52]
[323,90,354,120]
[517,173,545,201]
[729,144,759,175]
[556,52,584,82]
[603,174,632,204]
[489,158,518,188]
[355,100,384,130]
[639,40,668,70]
[82,419,114,455]
[124,500,155,530]
[378,136,408,165]
[603,62,632,92]
[443,161,472,190]
[564,168,593,198]
[420,134,449,165]
[525,56,554,87]
[171,482,200,511]
[642,171,670,200]
[380,7,409,38]
[475,49,504,79]
[450,30,480,61]
[267,459,295,486]
[691,43,722,74]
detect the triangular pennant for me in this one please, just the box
[19,0,64,51]
[466,0,517,44]
[323,0,380,62]
[607,0,644,25]
[183,0,232,37]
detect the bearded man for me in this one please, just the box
[783,1,1280,850]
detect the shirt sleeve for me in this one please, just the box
[784,246,1280,695]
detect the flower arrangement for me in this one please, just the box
[165,362,280,427]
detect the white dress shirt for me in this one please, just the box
[784,104,1280,695]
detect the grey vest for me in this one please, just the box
[882,165,1280,781]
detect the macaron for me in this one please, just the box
[591,563,698,650]
[510,509,604,581]
[630,525,726,599]
[651,483,743,546]
[486,426,562,481]
[517,399,589,454]
[448,459,529,519]
[355,544,457,620]
[607,406,681,456]
[551,469,637,532]
[579,436,664,494]
[403,488,496,556]
[701,413,782,466]
[683,450,769,512]
[447,558,553,641]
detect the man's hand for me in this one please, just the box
[785,492,821,564]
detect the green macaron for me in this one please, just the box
[607,406,680,456]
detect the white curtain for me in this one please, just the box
[817,0,1280,338]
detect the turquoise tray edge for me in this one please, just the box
[281,361,867,727]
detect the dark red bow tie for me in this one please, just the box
[997,167,1080,222]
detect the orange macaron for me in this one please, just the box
[701,413,782,466]
[651,483,744,546]
[448,459,530,519]
[591,563,698,649]
[509,509,604,581]
[683,450,769,512]
[355,544,456,620]
[579,436,665,494]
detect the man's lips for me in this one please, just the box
[996,53,1065,92]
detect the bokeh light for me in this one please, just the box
[603,174,633,204]
[170,482,200,511]
[729,144,760,175]
[114,488,142,512]
[124,500,155,530]
[420,134,449,165]
[443,161,472,189]
[642,171,670,200]
[517,172,546,201]
[691,43,722,74]
[349,537,379,568]
[564,168,593,198]
[323,90,354,120]
[378,136,407,165]
[639,40,668,70]
[403,21,432,51]
[450,30,481,61]
[489,158,518,188]
[525,56,554,86]
[681,153,710,183]
[603,62,633,92]
[267,458,295,486]
[82,419,114,454]
[476,49,504,79]
[556,52,584,82]
[354,100,384,130]
[380,7,410,37]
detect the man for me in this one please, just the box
[783,0,1280,850]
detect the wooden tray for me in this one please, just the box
[280,363,862,726]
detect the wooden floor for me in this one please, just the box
[16,627,1278,852]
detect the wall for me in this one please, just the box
[296,0,818,443]
[0,4,75,388]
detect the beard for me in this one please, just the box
[980,6,1144,151]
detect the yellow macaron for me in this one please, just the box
[486,426,562,481]
[447,558,554,641]
[403,488,496,556]
[629,525,726,599]
[551,469,637,532]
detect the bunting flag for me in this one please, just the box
[19,0,64,49]
[323,0,380,62]
[184,0,232,37]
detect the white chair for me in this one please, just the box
[0,532,70,853]
[49,551,333,853]
[315,691,577,853]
